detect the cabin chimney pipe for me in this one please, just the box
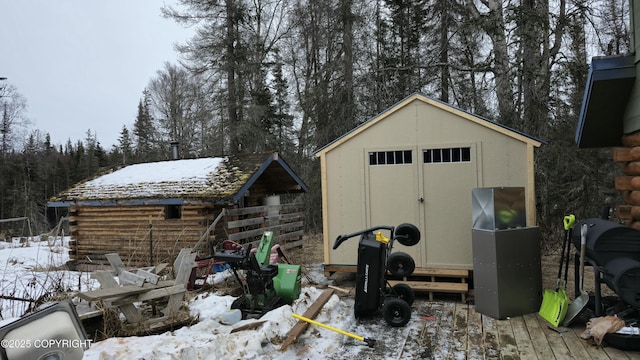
[170,141,180,160]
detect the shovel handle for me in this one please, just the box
[557,227,569,288]
[579,223,588,290]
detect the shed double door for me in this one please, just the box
[366,144,478,268]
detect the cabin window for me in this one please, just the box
[369,150,412,165]
[165,205,182,219]
[423,147,471,164]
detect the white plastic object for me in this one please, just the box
[219,309,242,325]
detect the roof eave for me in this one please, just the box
[575,55,636,148]
[232,152,309,203]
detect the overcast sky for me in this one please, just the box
[0,1,193,149]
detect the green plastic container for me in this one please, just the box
[274,264,302,304]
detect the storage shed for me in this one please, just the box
[316,93,542,272]
[48,152,308,270]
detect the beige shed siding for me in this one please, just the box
[319,102,402,265]
[319,94,540,269]
[322,148,369,261]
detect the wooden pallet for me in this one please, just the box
[387,268,471,302]
[324,265,471,302]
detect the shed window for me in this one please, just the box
[369,150,412,165]
[165,205,182,219]
[423,147,471,164]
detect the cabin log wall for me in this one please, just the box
[69,203,218,270]
[614,132,640,230]
[69,203,304,271]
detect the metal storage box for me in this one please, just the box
[472,227,542,319]
[472,187,526,230]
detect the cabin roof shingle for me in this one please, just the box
[49,153,307,204]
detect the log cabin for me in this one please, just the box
[47,152,308,270]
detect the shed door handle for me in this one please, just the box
[418,197,424,203]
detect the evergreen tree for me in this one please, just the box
[117,126,133,165]
[133,90,157,162]
[271,51,295,152]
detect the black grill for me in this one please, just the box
[571,216,640,349]
[571,218,640,266]
[603,257,640,308]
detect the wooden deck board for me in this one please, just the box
[511,315,538,359]
[522,313,555,360]
[626,350,640,360]
[423,301,455,359]
[481,313,501,360]
[452,303,469,359]
[539,320,575,360]
[403,301,640,359]
[495,317,520,359]
[562,322,594,359]
[466,306,486,359]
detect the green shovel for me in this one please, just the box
[539,215,574,327]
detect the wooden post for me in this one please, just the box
[149,216,153,266]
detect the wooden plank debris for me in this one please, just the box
[163,249,196,317]
[112,284,187,306]
[119,270,146,286]
[89,270,144,323]
[327,285,352,295]
[280,288,335,351]
[105,253,126,275]
[152,263,169,275]
[136,269,161,285]
[78,279,176,301]
[78,249,194,329]
[77,284,149,301]
[231,320,268,333]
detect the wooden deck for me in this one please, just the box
[415,300,640,359]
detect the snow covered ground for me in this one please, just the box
[0,236,427,359]
[0,237,97,321]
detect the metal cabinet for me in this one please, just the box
[472,227,542,319]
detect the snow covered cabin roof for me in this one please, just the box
[49,152,308,206]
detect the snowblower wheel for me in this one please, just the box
[387,252,415,277]
[382,298,412,327]
[394,223,420,247]
[390,283,415,307]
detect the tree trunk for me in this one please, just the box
[466,0,516,124]
[226,0,240,155]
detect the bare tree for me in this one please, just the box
[0,83,29,157]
